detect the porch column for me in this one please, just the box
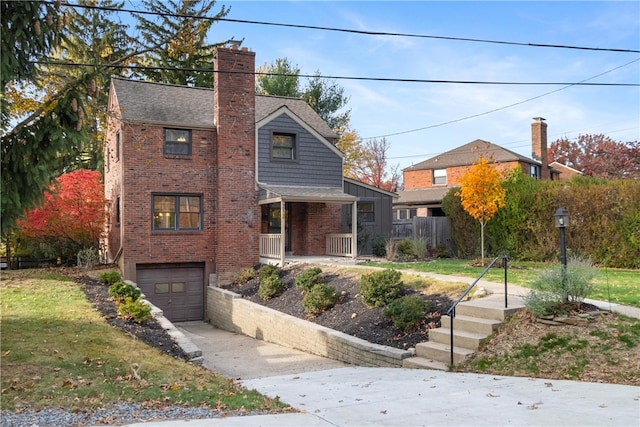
[351,200,357,259]
[280,199,286,265]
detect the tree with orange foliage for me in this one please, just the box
[457,155,506,264]
[16,169,107,263]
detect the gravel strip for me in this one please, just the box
[0,404,258,426]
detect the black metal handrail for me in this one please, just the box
[445,256,509,366]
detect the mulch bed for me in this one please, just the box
[78,275,191,361]
[224,265,455,350]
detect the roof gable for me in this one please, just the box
[256,106,343,158]
[256,95,338,140]
[109,79,338,141]
[405,139,537,171]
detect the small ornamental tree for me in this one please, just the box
[457,155,506,265]
[16,169,107,263]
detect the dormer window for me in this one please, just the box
[164,128,191,156]
[272,133,296,160]
[433,168,447,185]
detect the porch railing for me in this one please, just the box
[326,233,353,257]
[259,234,281,258]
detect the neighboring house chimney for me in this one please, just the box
[213,44,258,284]
[531,117,550,180]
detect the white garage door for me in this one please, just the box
[136,264,204,322]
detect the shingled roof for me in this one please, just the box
[404,139,538,171]
[110,78,337,140]
[255,95,338,140]
[112,78,214,128]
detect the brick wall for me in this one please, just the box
[119,123,217,280]
[403,169,433,189]
[103,87,122,266]
[291,203,343,255]
[405,160,524,192]
[207,286,409,367]
[213,46,259,284]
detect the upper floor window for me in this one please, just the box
[164,128,191,156]
[153,194,202,231]
[530,164,541,179]
[433,168,447,185]
[272,133,296,160]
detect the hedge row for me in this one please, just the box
[442,172,640,268]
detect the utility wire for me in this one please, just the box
[34,60,640,87]
[51,1,640,54]
[363,58,640,140]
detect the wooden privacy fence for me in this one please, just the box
[392,216,454,252]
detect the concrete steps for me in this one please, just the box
[403,295,525,371]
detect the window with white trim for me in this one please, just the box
[433,168,447,185]
[272,133,296,160]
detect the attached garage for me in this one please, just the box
[136,263,204,322]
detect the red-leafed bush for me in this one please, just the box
[17,169,107,263]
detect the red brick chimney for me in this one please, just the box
[531,117,549,180]
[213,44,258,284]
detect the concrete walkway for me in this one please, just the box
[126,258,640,426]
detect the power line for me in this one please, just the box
[363,58,640,140]
[35,60,640,87]
[52,1,640,54]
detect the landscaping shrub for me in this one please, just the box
[108,281,141,303]
[99,271,121,285]
[233,266,256,285]
[117,296,152,324]
[302,283,340,316]
[410,237,429,260]
[371,236,387,257]
[359,268,403,307]
[77,247,100,269]
[384,238,397,261]
[524,256,599,316]
[258,274,285,300]
[395,238,416,260]
[383,295,429,332]
[259,264,279,281]
[295,267,324,291]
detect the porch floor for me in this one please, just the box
[260,255,376,268]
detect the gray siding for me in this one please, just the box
[258,114,343,187]
[343,180,394,255]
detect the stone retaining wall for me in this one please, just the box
[207,286,410,367]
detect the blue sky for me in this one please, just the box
[137,1,640,173]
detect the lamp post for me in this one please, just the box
[554,207,570,302]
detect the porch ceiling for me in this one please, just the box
[258,184,358,205]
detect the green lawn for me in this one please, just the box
[0,270,290,413]
[358,258,640,307]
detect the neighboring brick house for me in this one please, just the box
[103,45,394,322]
[394,118,567,218]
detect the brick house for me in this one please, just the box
[103,45,394,322]
[393,118,569,218]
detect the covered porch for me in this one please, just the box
[258,184,358,266]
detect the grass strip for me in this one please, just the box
[0,270,290,413]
